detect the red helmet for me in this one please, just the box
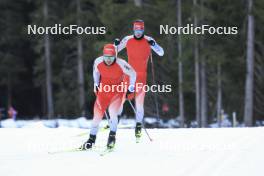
[103,44,116,56]
[133,19,144,30]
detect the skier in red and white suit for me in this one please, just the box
[81,44,136,150]
[114,19,164,139]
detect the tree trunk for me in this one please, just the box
[41,84,46,116]
[200,56,207,127]
[200,57,207,127]
[193,0,201,127]
[177,0,184,127]
[200,0,207,127]
[7,72,12,107]
[43,0,54,119]
[216,61,222,127]
[244,0,255,127]
[77,0,85,116]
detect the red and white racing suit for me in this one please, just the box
[117,35,164,123]
[90,57,136,135]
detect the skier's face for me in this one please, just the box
[134,29,144,38]
[103,56,115,65]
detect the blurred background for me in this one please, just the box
[0,0,263,128]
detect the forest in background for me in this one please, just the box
[0,0,263,127]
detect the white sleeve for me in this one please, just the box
[93,57,103,86]
[117,35,133,53]
[116,58,136,87]
[145,36,164,56]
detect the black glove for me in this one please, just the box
[114,38,120,46]
[126,89,134,99]
[148,39,155,46]
[94,85,99,95]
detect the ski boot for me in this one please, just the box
[135,122,142,143]
[79,134,96,150]
[107,131,116,150]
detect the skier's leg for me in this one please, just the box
[80,94,109,150]
[117,104,123,116]
[108,94,123,133]
[134,73,147,123]
[135,90,146,123]
[90,99,106,135]
[103,92,125,129]
[107,94,123,149]
[117,93,126,121]
[134,90,146,139]
[117,76,129,117]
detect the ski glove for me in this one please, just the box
[114,38,120,46]
[126,85,135,100]
[126,90,134,100]
[94,85,99,95]
[148,39,155,46]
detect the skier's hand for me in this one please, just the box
[114,38,120,46]
[94,85,99,95]
[126,85,135,100]
[148,39,155,46]
[126,90,134,100]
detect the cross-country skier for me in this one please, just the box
[114,19,164,141]
[80,44,136,150]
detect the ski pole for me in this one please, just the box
[104,111,110,124]
[127,100,153,142]
[150,52,160,123]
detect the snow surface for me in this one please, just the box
[0,127,263,176]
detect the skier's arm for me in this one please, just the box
[116,36,132,53]
[93,67,100,87]
[145,36,164,56]
[93,57,103,87]
[116,59,136,88]
[151,41,164,56]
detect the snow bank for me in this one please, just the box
[0,116,263,128]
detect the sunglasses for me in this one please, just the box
[134,29,144,35]
[103,56,115,65]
